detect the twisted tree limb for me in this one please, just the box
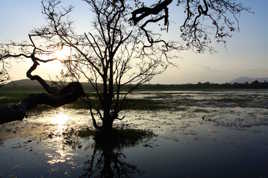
[0,80,85,124]
[0,86,84,124]
[0,49,85,124]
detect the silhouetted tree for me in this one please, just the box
[0,0,248,133]
[0,68,8,87]
[0,51,9,87]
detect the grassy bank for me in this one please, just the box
[0,89,166,110]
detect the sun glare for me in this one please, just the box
[51,112,70,126]
[55,46,70,61]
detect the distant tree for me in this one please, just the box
[0,65,9,87]
[252,80,259,84]
[0,47,9,86]
[0,0,248,133]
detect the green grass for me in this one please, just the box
[0,89,167,110]
[0,88,43,103]
[0,91,31,104]
[63,98,166,110]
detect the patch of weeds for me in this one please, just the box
[121,99,168,110]
[61,126,156,150]
[192,108,210,113]
[176,107,188,111]
[77,127,96,137]
[215,97,251,105]
[64,98,169,110]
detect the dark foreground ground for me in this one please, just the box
[1,90,268,178]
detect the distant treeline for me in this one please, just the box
[132,80,268,91]
[1,79,268,92]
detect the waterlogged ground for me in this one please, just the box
[1,90,268,178]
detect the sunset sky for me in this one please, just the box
[0,0,267,84]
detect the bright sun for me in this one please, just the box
[55,47,70,61]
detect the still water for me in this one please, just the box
[1,90,268,178]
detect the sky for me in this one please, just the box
[0,0,267,84]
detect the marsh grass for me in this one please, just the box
[0,87,168,110]
[0,89,43,105]
[63,126,156,149]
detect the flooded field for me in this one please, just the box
[1,90,268,178]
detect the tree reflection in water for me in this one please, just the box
[79,129,154,178]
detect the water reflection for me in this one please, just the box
[47,112,74,165]
[80,133,143,178]
[46,111,148,177]
[51,112,70,126]
[46,138,74,165]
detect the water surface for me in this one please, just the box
[1,90,268,178]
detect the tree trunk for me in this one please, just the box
[101,117,113,135]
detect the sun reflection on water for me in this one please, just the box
[51,112,70,126]
[46,112,74,165]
